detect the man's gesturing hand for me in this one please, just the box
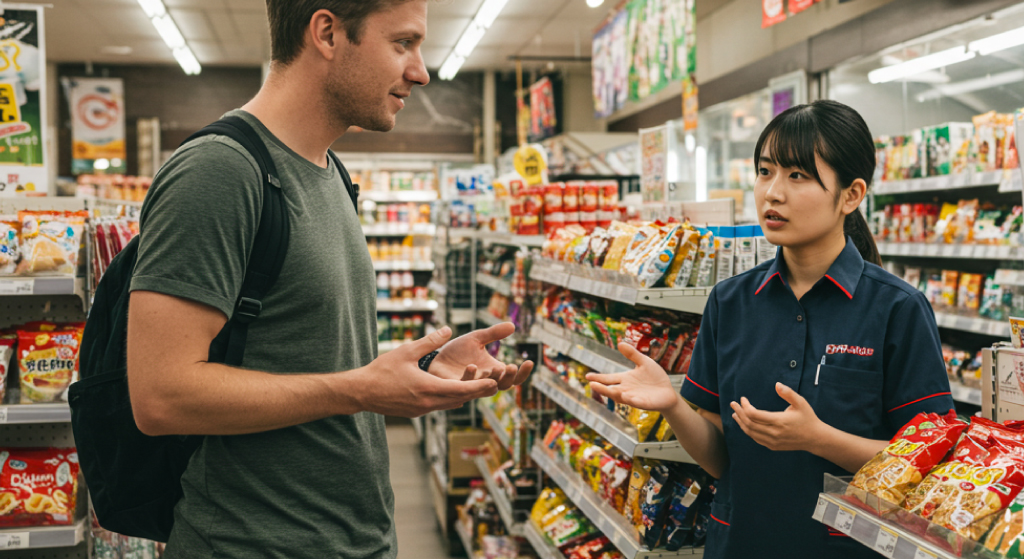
[429,322,534,391]
[354,327,500,418]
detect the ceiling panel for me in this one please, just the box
[170,9,216,41]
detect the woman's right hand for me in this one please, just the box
[585,343,680,414]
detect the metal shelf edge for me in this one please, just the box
[473,456,524,536]
[476,401,511,451]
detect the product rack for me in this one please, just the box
[0,520,88,551]
[876,242,1024,260]
[522,522,564,559]
[476,400,512,452]
[467,231,546,248]
[872,169,1021,195]
[376,299,439,313]
[359,190,439,203]
[533,368,695,463]
[474,311,535,343]
[476,273,512,297]
[473,456,524,536]
[932,310,1009,337]
[0,404,71,424]
[530,446,704,559]
[362,223,437,237]
[814,474,995,559]
[529,258,710,314]
[373,261,435,272]
[455,517,478,559]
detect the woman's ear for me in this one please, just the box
[842,179,868,216]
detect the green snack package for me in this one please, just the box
[984,491,1024,556]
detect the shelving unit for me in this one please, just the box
[529,259,709,314]
[376,299,438,312]
[531,321,632,374]
[476,401,511,451]
[455,518,477,559]
[359,190,439,203]
[473,456,523,536]
[373,261,435,272]
[521,522,563,559]
[362,224,437,237]
[475,311,534,343]
[872,169,1020,195]
[876,242,1024,260]
[932,309,1009,337]
[530,446,704,559]
[467,231,546,247]
[0,404,71,424]
[533,368,695,462]
[0,520,87,550]
[476,274,512,297]
[950,381,983,406]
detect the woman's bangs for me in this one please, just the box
[756,108,825,186]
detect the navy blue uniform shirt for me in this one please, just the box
[680,237,954,559]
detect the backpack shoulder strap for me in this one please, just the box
[184,116,290,366]
[327,150,359,210]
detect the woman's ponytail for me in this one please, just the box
[845,209,881,267]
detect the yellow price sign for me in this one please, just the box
[513,145,547,186]
[0,83,19,124]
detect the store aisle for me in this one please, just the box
[388,420,450,559]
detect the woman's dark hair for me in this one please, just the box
[753,100,882,266]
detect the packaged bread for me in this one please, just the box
[16,211,86,276]
[849,411,967,506]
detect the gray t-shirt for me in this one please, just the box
[130,110,394,559]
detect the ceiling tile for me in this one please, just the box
[170,9,216,41]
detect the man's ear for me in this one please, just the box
[307,9,341,61]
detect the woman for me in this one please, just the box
[587,100,954,559]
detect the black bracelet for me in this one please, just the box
[419,350,439,372]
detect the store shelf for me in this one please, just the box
[470,231,547,247]
[477,400,511,451]
[428,280,448,297]
[933,310,1009,337]
[376,299,438,312]
[0,520,87,550]
[362,224,437,237]
[530,259,708,314]
[522,522,563,559]
[455,518,478,558]
[0,276,83,298]
[531,321,631,374]
[0,404,71,424]
[534,368,695,463]
[359,190,439,203]
[476,274,512,297]
[373,261,435,272]
[950,381,983,406]
[877,242,1024,260]
[531,446,703,558]
[474,456,523,536]
[412,415,424,444]
[449,309,475,326]
[475,311,535,343]
[873,169,1020,195]
[815,493,961,559]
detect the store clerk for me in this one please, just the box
[587,100,954,559]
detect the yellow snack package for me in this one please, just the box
[602,221,639,271]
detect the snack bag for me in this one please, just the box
[640,466,675,549]
[0,448,80,527]
[628,408,662,442]
[0,219,19,275]
[17,328,82,403]
[849,411,967,506]
[985,491,1024,556]
[941,270,960,308]
[637,224,683,288]
[664,228,700,288]
[16,211,86,276]
[664,476,702,551]
[585,227,613,268]
[620,224,664,277]
[625,459,652,528]
[0,339,12,403]
[599,455,631,513]
[544,508,596,549]
[563,535,612,559]
[531,487,568,526]
[602,222,639,271]
[926,444,1024,540]
[687,232,713,288]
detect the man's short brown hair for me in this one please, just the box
[266,0,410,65]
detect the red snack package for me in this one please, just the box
[17,328,82,404]
[0,448,80,527]
[519,187,544,235]
[598,181,618,228]
[544,183,565,232]
[581,183,600,212]
[564,535,612,559]
[563,182,581,225]
[849,411,967,506]
[599,456,632,513]
[622,322,669,362]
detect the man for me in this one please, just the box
[126,1,532,557]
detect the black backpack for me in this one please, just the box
[68,116,358,543]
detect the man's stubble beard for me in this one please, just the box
[325,67,396,133]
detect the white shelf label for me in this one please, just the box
[0,280,32,296]
[811,497,827,522]
[899,244,912,256]
[874,527,898,558]
[925,244,940,257]
[914,548,938,559]
[0,532,29,549]
[0,408,9,424]
[941,245,956,257]
[834,506,856,534]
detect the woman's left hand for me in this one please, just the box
[729,382,824,452]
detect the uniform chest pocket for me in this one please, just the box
[813,364,884,443]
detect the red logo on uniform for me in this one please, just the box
[826,344,874,356]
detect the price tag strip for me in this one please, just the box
[873,526,898,558]
[0,532,28,549]
[0,279,32,296]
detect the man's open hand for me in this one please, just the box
[429,322,534,390]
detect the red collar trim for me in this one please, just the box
[755,272,784,295]
[825,275,853,299]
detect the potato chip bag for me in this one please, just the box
[599,455,631,513]
[625,459,651,529]
[849,411,967,506]
[664,227,700,288]
[620,225,664,277]
[17,328,82,403]
[16,211,86,276]
[926,443,1024,540]
[530,487,567,526]
[637,224,683,288]
[0,448,80,527]
[640,466,675,549]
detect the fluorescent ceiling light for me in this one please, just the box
[438,0,510,80]
[136,0,201,75]
[587,0,605,6]
[868,46,976,84]
[969,25,1024,56]
[916,68,1024,102]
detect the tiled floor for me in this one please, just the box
[388,421,452,559]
